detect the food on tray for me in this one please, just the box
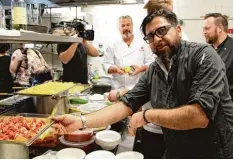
[33,128,59,147]
[0,116,47,141]
[18,82,75,95]
[68,85,90,94]
[70,98,88,104]
[64,128,93,143]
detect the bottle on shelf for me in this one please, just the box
[11,0,27,30]
[0,1,5,29]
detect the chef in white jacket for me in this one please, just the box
[103,15,155,90]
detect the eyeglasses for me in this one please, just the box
[143,25,175,44]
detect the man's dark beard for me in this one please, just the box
[154,35,181,70]
[207,28,218,44]
[207,35,218,44]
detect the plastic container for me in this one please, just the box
[64,128,94,143]
[78,102,107,114]
[60,136,95,153]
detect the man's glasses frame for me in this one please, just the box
[143,25,176,44]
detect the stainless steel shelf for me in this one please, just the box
[0,31,83,44]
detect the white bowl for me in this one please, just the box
[116,151,144,159]
[95,130,121,150]
[56,148,86,159]
[33,155,57,159]
[85,150,116,159]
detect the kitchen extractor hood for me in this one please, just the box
[49,0,144,6]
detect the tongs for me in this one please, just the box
[26,107,58,146]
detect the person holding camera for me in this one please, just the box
[57,30,99,84]
[10,44,52,86]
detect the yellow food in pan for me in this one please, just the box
[18,82,75,95]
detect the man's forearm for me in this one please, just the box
[85,102,133,128]
[83,42,99,57]
[146,104,209,130]
[59,43,78,64]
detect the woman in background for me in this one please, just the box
[0,43,13,99]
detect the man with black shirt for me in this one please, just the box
[203,13,233,100]
[57,39,99,84]
[53,9,233,158]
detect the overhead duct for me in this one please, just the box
[49,0,143,6]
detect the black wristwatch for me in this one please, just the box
[143,109,150,123]
[116,91,121,101]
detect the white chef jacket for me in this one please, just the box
[103,37,155,90]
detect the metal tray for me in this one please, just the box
[17,82,76,97]
[0,115,54,146]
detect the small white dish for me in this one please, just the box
[95,130,121,150]
[116,151,144,159]
[85,150,116,159]
[33,155,57,159]
[56,148,86,159]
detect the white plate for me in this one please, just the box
[116,151,144,159]
[33,155,57,159]
[56,148,86,159]
[78,103,107,114]
[85,150,116,159]
[93,125,111,133]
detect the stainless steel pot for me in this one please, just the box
[0,142,29,159]
[34,94,68,115]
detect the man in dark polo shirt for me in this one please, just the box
[53,9,233,158]
[57,40,99,84]
[203,13,233,100]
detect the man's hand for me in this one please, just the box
[128,111,147,136]
[116,67,125,75]
[129,65,142,76]
[108,90,118,102]
[52,115,82,135]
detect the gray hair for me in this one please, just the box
[117,15,133,26]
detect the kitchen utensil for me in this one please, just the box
[26,120,55,146]
[48,106,58,120]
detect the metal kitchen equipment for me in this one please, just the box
[0,142,29,159]
[0,114,54,159]
[34,93,68,115]
[90,76,112,94]
[51,69,62,81]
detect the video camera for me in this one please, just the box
[69,19,94,41]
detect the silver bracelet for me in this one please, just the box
[80,116,87,129]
